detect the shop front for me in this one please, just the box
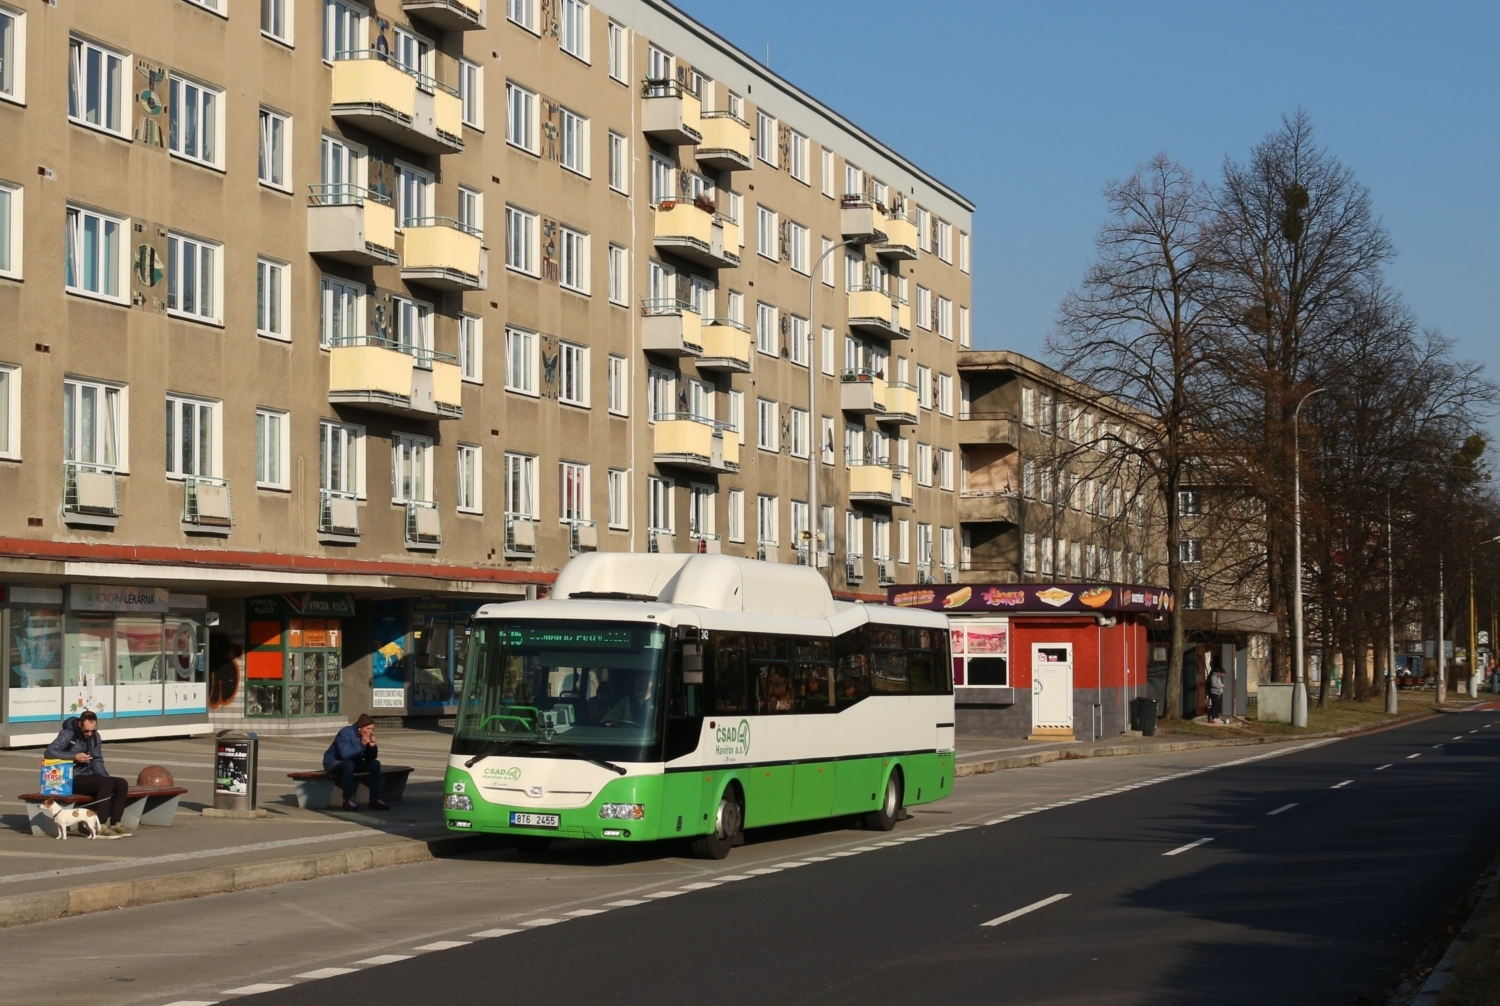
[370,598,483,719]
[2,584,212,747]
[242,593,355,732]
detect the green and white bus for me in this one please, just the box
[443,553,955,858]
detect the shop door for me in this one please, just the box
[1031,644,1073,732]
[64,616,115,719]
[412,617,467,709]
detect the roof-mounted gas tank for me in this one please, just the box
[552,553,836,619]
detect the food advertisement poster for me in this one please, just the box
[890,583,1175,614]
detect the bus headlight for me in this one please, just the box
[599,803,645,820]
[443,794,473,811]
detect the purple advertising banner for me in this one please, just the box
[888,583,1175,614]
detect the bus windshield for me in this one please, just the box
[452,619,669,762]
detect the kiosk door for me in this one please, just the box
[1032,644,1074,734]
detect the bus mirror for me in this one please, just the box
[682,643,703,673]
[683,671,704,685]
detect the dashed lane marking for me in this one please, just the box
[352,955,413,966]
[519,917,565,925]
[565,908,609,915]
[745,867,783,875]
[414,941,471,951]
[605,899,648,907]
[1333,780,1353,789]
[644,890,686,898]
[983,893,1071,927]
[1407,753,1422,760]
[1376,764,1393,771]
[1267,803,1297,816]
[1163,838,1213,857]
[679,882,721,891]
[717,874,752,881]
[221,985,292,995]
[469,929,522,938]
[292,968,359,979]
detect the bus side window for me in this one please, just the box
[905,628,937,694]
[872,648,909,693]
[757,664,791,713]
[835,625,870,705]
[794,663,832,711]
[710,633,749,714]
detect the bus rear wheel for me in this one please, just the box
[691,790,743,860]
[862,771,902,832]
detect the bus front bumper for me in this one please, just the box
[441,769,665,842]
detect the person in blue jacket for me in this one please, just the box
[45,711,132,835]
[323,713,387,811]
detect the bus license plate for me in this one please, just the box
[510,812,560,829]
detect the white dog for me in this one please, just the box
[41,798,103,840]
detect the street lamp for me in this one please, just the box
[804,237,862,577]
[1469,534,1500,698]
[1291,387,1326,729]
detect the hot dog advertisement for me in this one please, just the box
[890,582,1174,614]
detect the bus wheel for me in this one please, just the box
[511,835,552,855]
[862,770,903,832]
[691,789,743,860]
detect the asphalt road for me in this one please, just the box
[198,710,1500,1006]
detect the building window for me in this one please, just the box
[505,328,538,396]
[164,394,221,479]
[323,0,363,60]
[459,59,483,129]
[391,433,432,503]
[650,155,675,204]
[937,219,953,263]
[255,407,289,489]
[505,205,538,275]
[728,389,744,445]
[820,148,834,196]
[258,108,290,189]
[65,205,125,301]
[559,227,589,293]
[757,495,778,547]
[68,38,127,135]
[757,398,778,452]
[455,444,482,513]
[395,162,432,229]
[939,449,954,491]
[507,0,538,32]
[788,131,809,183]
[559,107,589,175]
[757,111,777,167]
[788,314,809,367]
[844,162,862,197]
[916,207,930,252]
[607,354,628,415]
[608,132,627,193]
[607,244,627,305]
[959,231,971,273]
[506,82,537,152]
[167,233,221,323]
[916,443,933,487]
[937,373,954,416]
[0,182,16,279]
[558,0,589,59]
[392,295,432,358]
[959,305,971,348]
[788,221,810,274]
[505,452,537,517]
[1021,386,1037,427]
[63,379,125,470]
[789,408,809,459]
[756,205,777,261]
[847,511,865,557]
[647,475,673,532]
[458,314,482,383]
[0,7,22,104]
[916,365,932,410]
[1023,533,1037,573]
[607,21,627,82]
[319,275,361,347]
[726,488,744,543]
[647,368,674,422]
[559,341,589,406]
[0,365,18,459]
[1179,538,1202,564]
[256,257,289,340]
[1186,586,1205,610]
[820,416,835,466]
[1178,490,1202,516]
[319,419,363,498]
[560,461,589,521]
[756,302,777,356]
[607,468,628,528]
[457,185,482,238]
[168,74,222,168]
[915,285,931,330]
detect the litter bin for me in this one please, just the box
[1130,697,1158,737]
[213,730,259,811]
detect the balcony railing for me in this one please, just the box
[840,368,888,414]
[330,50,463,155]
[877,560,897,587]
[319,489,361,541]
[652,200,737,268]
[641,78,702,145]
[958,489,1021,524]
[757,540,780,563]
[307,184,398,265]
[641,299,704,357]
[692,530,723,554]
[879,380,919,424]
[648,528,676,554]
[652,413,739,473]
[402,0,485,32]
[401,216,484,291]
[568,518,599,554]
[848,460,897,504]
[404,499,442,550]
[846,555,866,583]
[63,462,119,528]
[957,410,1019,446]
[327,335,463,419]
[697,317,752,372]
[505,513,538,556]
[847,286,906,340]
[840,194,888,244]
[877,213,920,260]
[182,476,233,532]
[697,109,751,170]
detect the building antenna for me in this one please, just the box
[765,43,771,68]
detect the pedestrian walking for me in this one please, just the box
[323,714,388,811]
[1207,665,1226,723]
[44,711,133,835]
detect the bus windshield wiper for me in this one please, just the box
[565,590,659,602]
[463,740,524,767]
[538,745,629,776]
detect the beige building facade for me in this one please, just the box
[0,0,972,742]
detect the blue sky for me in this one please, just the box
[677,0,1500,401]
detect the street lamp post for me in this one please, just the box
[1291,387,1325,729]
[1386,497,1398,715]
[805,237,862,577]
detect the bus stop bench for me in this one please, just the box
[19,787,190,836]
[286,766,413,809]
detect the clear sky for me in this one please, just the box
[676,0,1500,401]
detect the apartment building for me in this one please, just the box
[955,351,1163,587]
[0,0,972,742]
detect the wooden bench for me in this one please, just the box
[286,766,413,809]
[19,786,190,836]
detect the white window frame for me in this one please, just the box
[821,416,835,466]
[757,398,778,453]
[727,488,745,543]
[256,257,290,340]
[937,296,953,340]
[391,433,434,504]
[319,418,365,499]
[898,519,911,564]
[689,484,715,538]
[607,244,628,305]
[164,393,223,480]
[608,132,628,193]
[505,327,539,396]
[757,111,778,167]
[559,341,589,407]
[559,0,590,62]
[917,364,932,410]
[959,230,971,273]
[257,107,291,191]
[395,160,433,230]
[168,73,224,170]
[820,326,836,376]
[788,314,809,368]
[916,207,930,252]
[938,373,954,416]
[505,452,538,518]
[459,58,483,129]
[255,407,290,490]
[65,204,127,303]
[68,37,128,137]
[261,0,293,44]
[607,354,628,415]
[559,460,590,522]
[937,219,953,263]
[458,314,483,383]
[0,6,25,105]
[559,106,590,176]
[506,81,538,153]
[607,468,628,529]
[559,226,590,294]
[323,0,364,62]
[647,474,674,533]
[647,368,674,423]
[607,21,627,83]
[0,364,16,461]
[166,232,223,325]
[507,0,539,33]
[915,285,931,330]
[788,222,810,274]
[0,182,22,280]
[505,205,539,276]
[757,494,778,547]
[788,131,809,183]
[728,389,744,445]
[916,443,933,488]
[819,236,835,287]
[939,448,954,491]
[820,148,834,197]
[756,205,777,261]
[319,275,362,348]
[789,407,810,459]
[756,302,778,357]
[960,305,971,348]
[456,443,483,513]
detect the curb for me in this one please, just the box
[1405,849,1500,1004]
[0,832,503,931]
[954,712,1439,778]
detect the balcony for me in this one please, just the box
[505,513,538,557]
[568,519,599,555]
[653,414,740,474]
[757,541,780,563]
[696,110,751,171]
[648,528,677,554]
[958,411,1019,447]
[404,500,442,551]
[641,79,702,145]
[892,467,913,507]
[319,489,361,545]
[327,337,463,419]
[307,185,398,266]
[330,52,463,156]
[402,0,485,32]
[846,555,866,583]
[697,318,753,372]
[848,287,907,340]
[401,217,484,291]
[848,460,897,505]
[182,476,232,534]
[691,531,723,554]
[958,491,1021,524]
[840,195,888,243]
[877,213,919,260]
[879,380,919,425]
[653,200,738,268]
[641,300,704,357]
[840,370,888,415]
[63,462,119,529]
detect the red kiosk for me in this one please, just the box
[888,582,1174,740]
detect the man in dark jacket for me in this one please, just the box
[45,711,131,835]
[323,713,387,811]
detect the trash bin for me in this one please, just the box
[213,730,259,811]
[1130,697,1158,737]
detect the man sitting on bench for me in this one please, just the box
[44,711,132,836]
[324,713,388,811]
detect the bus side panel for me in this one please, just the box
[790,761,836,821]
[897,751,951,807]
[660,770,709,838]
[832,754,883,816]
[744,764,794,828]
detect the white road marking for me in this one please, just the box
[565,908,608,915]
[644,890,685,898]
[871,841,900,848]
[1332,780,1353,789]
[1267,803,1297,816]
[1376,764,1393,771]
[984,819,1003,826]
[414,940,471,951]
[1407,753,1422,760]
[826,851,860,857]
[772,861,810,868]
[163,1001,218,1005]
[849,846,881,852]
[519,917,565,925]
[605,899,648,907]
[801,856,834,862]
[222,985,292,995]
[293,968,360,979]
[1454,736,1464,740]
[353,955,413,966]
[717,874,753,881]
[679,882,720,891]
[469,929,522,938]
[1470,730,1479,734]
[982,893,1071,927]
[1163,838,1213,857]
[1433,744,1443,749]
[745,867,782,875]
